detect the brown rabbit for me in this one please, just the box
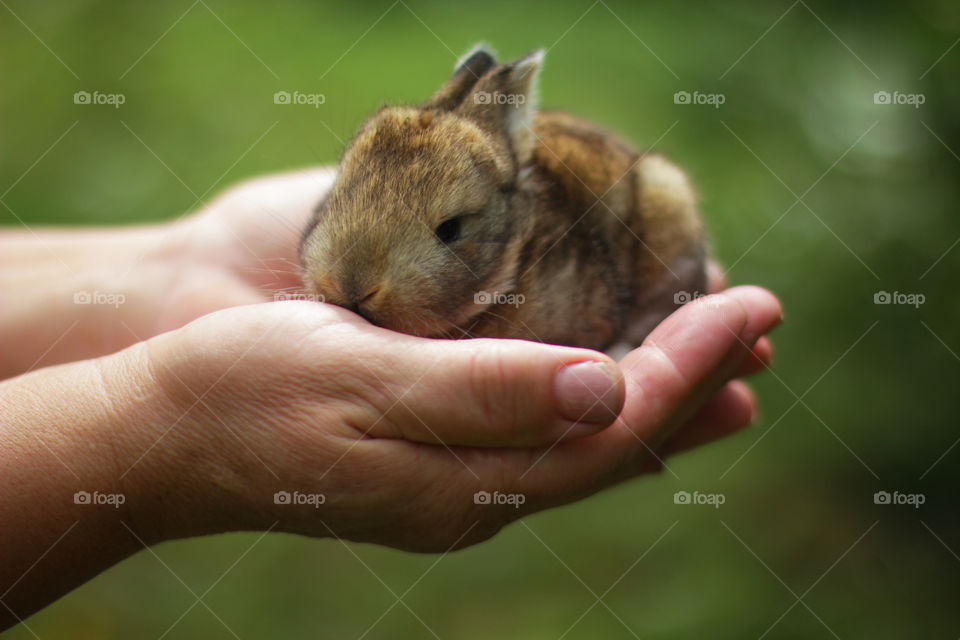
[299,46,706,351]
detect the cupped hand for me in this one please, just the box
[122,283,780,552]
[154,168,337,328]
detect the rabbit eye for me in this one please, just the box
[434,217,462,244]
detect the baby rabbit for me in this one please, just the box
[300,46,706,351]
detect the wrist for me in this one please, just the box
[100,337,226,544]
[110,328,282,544]
[0,222,187,377]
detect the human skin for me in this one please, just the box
[0,168,781,629]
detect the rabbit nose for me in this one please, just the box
[345,284,382,313]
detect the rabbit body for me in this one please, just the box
[300,47,706,351]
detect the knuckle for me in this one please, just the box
[466,344,518,431]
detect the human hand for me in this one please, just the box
[120,283,779,551]
[0,168,338,377]
[0,197,779,625]
[0,280,778,626]
[136,167,338,330]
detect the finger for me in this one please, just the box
[705,262,775,377]
[453,290,753,487]
[639,286,781,448]
[735,336,773,377]
[644,379,756,470]
[483,287,781,499]
[364,379,757,551]
[616,285,777,438]
[356,333,626,447]
[389,288,779,529]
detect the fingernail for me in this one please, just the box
[554,361,622,424]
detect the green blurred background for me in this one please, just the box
[3,0,959,637]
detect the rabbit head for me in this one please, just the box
[300,46,544,337]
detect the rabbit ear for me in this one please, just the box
[456,49,544,166]
[422,45,498,111]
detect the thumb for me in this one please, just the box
[356,334,625,447]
